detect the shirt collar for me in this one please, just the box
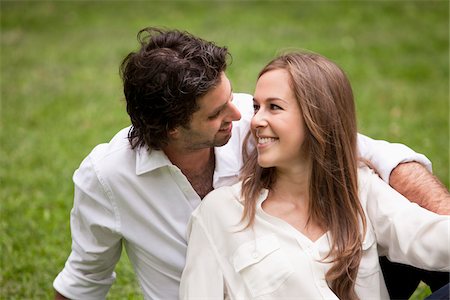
[135,143,243,180]
[135,147,173,175]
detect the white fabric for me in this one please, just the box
[180,167,449,300]
[54,92,432,299]
[53,93,252,300]
[357,133,432,182]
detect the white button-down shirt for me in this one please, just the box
[180,167,449,300]
[54,93,432,300]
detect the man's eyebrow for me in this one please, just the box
[211,99,229,116]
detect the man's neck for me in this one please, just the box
[163,145,216,199]
[163,145,214,175]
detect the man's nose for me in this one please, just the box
[227,101,241,121]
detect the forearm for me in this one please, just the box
[389,162,450,215]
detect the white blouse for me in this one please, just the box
[180,166,449,300]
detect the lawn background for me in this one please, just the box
[1,1,448,299]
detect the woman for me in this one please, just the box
[179,52,449,299]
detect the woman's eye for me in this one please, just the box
[270,104,282,110]
[253,104,260,113]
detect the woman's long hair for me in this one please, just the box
[241,52,366,300]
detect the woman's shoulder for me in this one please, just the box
[204,181,242,203]
[357,164,407,211]
[193,181,244,220]
[357,164,386,205]
[357,164,382,188]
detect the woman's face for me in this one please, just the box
[251,68,307,169]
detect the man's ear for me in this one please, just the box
[168,127,179,138]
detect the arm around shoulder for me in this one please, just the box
[389,162,450,215]
[357,134,449,214]
[361,167,450,271]
[357,133,432,182]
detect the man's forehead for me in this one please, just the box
[197,75,232,109]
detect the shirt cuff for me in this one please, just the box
[379,152,432,183]
[357,133,433,183]
[53,266,115,300]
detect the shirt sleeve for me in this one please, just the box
[53,155,122,300]
[357,133,432,183]
[180,213,225,299]
[361,167,449,272]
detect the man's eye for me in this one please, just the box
[208,111,220,120]
[253,104,260,113]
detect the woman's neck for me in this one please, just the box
[271,160,311,205]
[263,160,326,241]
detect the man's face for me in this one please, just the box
[176,73,241,150]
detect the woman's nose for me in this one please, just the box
[251,109,268,129]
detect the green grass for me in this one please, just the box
[1,1,448,299]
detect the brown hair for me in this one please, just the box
[241,52,366,299]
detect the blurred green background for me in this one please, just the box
[1,1,448,299]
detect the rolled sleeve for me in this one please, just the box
[53,262,116,300]
[53,155,122,299]
[357,133,432,183]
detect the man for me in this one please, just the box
[54,27,449,299]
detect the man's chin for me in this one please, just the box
[214,135,232,147]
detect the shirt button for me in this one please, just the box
[252,252,259,259]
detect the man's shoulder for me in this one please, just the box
[233,93,253,119]
[79,126,135,172]
[89,127,132,157]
